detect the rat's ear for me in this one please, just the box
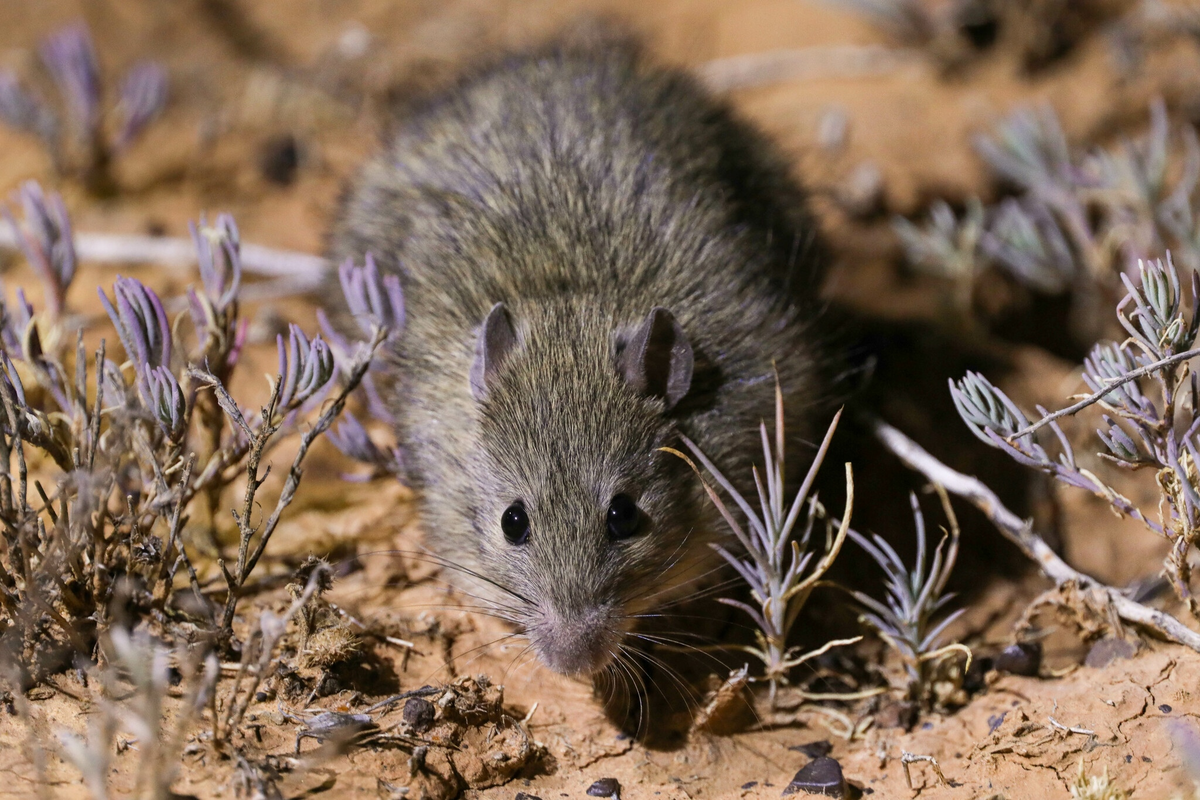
[470,302,518,401]
[619,307,693,410]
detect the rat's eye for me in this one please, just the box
[501,502,530,545]
[607,494,641,540]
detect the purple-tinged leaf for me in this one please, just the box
[190,213,241,314]
[3,181,77,316]
[39,22,101,142]
[115,60,167,149]
[337,254,404,338]
[276,324,334,410]
[139,364,186,441]
[99,276,171,368]
[0,70,59,146]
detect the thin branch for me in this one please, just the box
[1007,346,1200,440]
[0,226,328,284]
[873,417,1200,653]
[242,329,384,580]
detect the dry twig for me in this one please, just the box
[873,417,1200,652]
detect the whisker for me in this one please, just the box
[343,548,536,608]
[421,631,521,684]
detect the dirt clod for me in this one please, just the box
[403,696,436,732]
[782,756,847,797]
[398,676,547,800]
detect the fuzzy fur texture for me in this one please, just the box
[329,37,831,676]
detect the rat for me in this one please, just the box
[328,35,832,677]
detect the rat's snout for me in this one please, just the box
[528,605,620,677]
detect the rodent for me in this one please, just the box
[329,34,831,678]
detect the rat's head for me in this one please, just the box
[464,299,708,676]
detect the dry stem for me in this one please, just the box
[873,417,1200,652]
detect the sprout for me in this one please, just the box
[337,254,404,338]
[115,61,167,149]
[670,382,855,703]
[39,22,101,143]
[99,276,172,369]
[276,324,334,410]
[1117,253,1199,359]
[1,288,36,358]
[849,492,967,704]
[2,181,77,316]
[950,371,1038,453]
[0,22,167,194]
[140,365,186,442]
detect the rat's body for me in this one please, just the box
[329,39,830,677]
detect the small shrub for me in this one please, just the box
[951,253,1200,617]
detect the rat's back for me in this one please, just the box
[331,39,822,336]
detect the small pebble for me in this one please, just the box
[742,782,759,790]
[782,756,846,797]
[1160,704,1173,714]
[587,778,620,798]
[789,740,833,759]
[995,642,1041,676]
[1084,637,1137,669]
[515,794,542,800]
[403,696,436,732]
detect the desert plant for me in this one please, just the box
[0,182,393,696]
[951,253,1200,617]
[665,383,856,703]
[897,100,1200,342]
[848,489,969,706]
[0,22,167,194]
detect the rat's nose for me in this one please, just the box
[530,607,617,676]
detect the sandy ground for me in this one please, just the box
[3,0,1200,797]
